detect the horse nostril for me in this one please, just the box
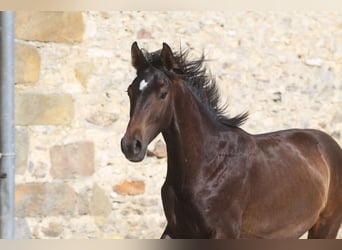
[133,139,142,154]
[121,135,144,162]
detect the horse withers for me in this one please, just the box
[121,42,342,239]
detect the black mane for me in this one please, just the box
[142,47,248,127]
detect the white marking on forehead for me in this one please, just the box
[139,79,149,91]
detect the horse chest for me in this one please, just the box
[161,183,214,238]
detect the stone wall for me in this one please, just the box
[14,11,342,239]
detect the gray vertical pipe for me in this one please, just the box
[0,11,15,239]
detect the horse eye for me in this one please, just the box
[160,91,168,99]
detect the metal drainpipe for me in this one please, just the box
[0,11,15,239]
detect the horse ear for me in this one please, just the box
[131,41,148,71]
[161,42,178,71]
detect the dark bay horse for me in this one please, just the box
[120,42,342,239]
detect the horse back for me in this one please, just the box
[239,129,342,238]
[252,128,342,199]
[255,128,342,177]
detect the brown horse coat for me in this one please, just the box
[121,42,342,238]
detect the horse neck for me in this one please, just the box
[161,82,223,184]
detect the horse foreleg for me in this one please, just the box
[161,184,177,239]
[211,224,241,239]
[308,213,342,239]
[210,204,243,239]
[160,225,173,239]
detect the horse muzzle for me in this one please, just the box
[120,135,146,162]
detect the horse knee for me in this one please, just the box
[160,225,173,239]
[211,223,241,239]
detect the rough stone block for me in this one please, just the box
[74,62,94,88]
[16,182,77,217]
[113,180,145,196]
[15,43,41,83]
[90,184,112,217]
[15,128,29,175]
[77,189,90,215]
[41,222,64,237]
[15,93,74,125]
[147,139,167,159]
[85,111,119,127]
[15,11,84,43]
[50,141,94,179]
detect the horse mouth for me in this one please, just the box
[124,151,146,162]
[120,137,147,162]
